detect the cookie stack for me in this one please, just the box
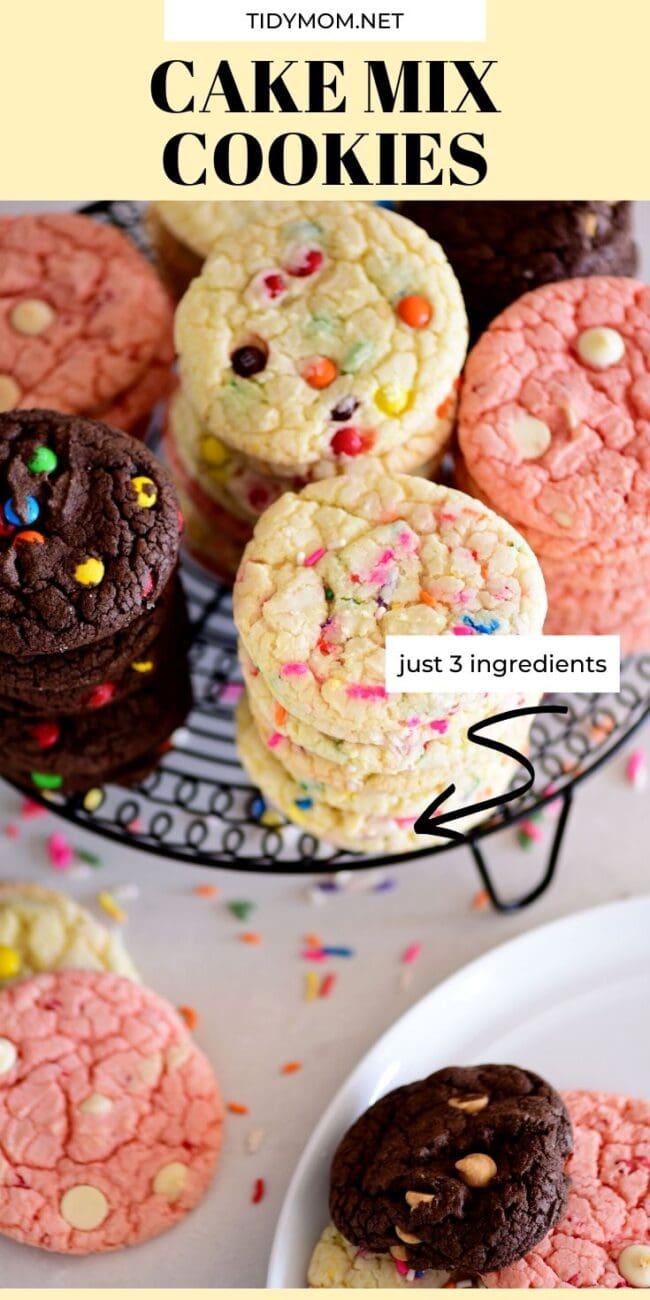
[168,201,468,582]
[456,275,650,653]
[148,199,294,298]
[398,201,638,339]
[0,409,190,796]
[0,213,175,437]
[233,472,546,854]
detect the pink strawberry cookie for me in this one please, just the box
[485,1089,650,1288]
[458,277,650,544]
[0,970,223,1254]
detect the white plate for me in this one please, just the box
[267,895,650,1287]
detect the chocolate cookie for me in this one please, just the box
[0,410,181,658]
[329,1064,573,1277]
[0,573,178,714]
[398,201,638,338]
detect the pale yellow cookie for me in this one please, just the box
[233,473,547,745]
[0,883,138,983]
[308,1223,450,1288]
[175,202,467,473]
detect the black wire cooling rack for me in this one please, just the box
[8,201,650,912]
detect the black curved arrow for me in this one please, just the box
[413,704,570,843]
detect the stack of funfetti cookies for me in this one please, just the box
[233,472,546,854]
[456,276,650,653]
[0,409,190,799]
[0,212,175,437]
[166,201,469,582]
[0,883,224,1256]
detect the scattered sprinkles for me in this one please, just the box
[240,932,262,945]
[97,891,127,924]
[194,883,218,898]
[401,942,422,965]
[178,1005,199,1031]
[281,1061,302,1075]
[47,832,73,872]
[227,1101,250,1116]
[251,1176,266,1204]
[625,748,647,790]
[228,900,255,922]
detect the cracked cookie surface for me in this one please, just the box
[0,969,222,1253]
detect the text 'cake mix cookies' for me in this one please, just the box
[0,213,175,436]
[0,969,223,1254]
[457,275,650,652]
[398,202,638,339]
[309,1079,650,1289]
[233,471,546,852]
[0,883,138,984]
[175,201,467,478]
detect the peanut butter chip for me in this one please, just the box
[577,326,625,369]
[390,1245,409,1262]
[60,1184,109,1231]
[10,298,56,336]
[448,1094,489,1114]
[582,212,599,238]
[510,413,552,460]
[395,1226,422,1244]
[405,1190,434,1208]
[618,1244,650,1287]
[0,376,20,412]
[153,1161,188,1200]
[454,1153,497,1187]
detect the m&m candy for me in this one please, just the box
[397,294,433,328]
[75,557,105,586]
[130,475,158,508]
[27,446,58,474]
[302,356,337,389]
[4,496,39,527]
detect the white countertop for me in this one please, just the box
[0,201,648,1286]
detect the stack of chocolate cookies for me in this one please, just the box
[0,410,191,797]
[398,201,638,339]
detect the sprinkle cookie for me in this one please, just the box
[0,884,138,983]
[175,202,467,475]
[0,410,181,658]
[233,473,546,745]
[0,213,174,432]
[0,970,223,1253]
[148,200,297,296]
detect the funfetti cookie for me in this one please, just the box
[485,1089,650,1288]
[0,970,223,1254]
[233,473,547,746]
[0,410,181,658]
[328,1065,572,1278]
[0,884,138,983]
[175,202,467,476]
[458,276,650,544]
[0,212,174,432]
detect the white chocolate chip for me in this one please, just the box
[0,376,20,412]
[395,1226,422,1244]
[448,1094,489,1114]
[510,413,552,460]
[405,1190,434,1208]
[581,212,598,239]
[153,1161,188,1200]
[166,1040,191,1072]
[10,298,56,336]
[577,326,625,369]
[137,1052,162,1087]
[0,1037,17,1076]
[454,1153,497,1187]
[60,1184,109,1231]
[79,1093,112,1116]
[553,510,573,528]
[618,1244,650,1287]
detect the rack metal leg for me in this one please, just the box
[466,788,574,914]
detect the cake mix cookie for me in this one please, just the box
[486,1089,650,1288]
[308,1222,450,1288]
[458,277,650,544]
[0,212,174,431]
[237,698,529,853]
[0,410,181,658]
[148,200,296,297]
[0,623,193,795]
[0,970,222,1254]
[0,884,138,982]
[328,1065,572,1277]
[0,574,179,716]
[233,473,546,745]
[241,642,536,781]
[168,387,452,530]
[399,202,638,338]
[175,202,467,474]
